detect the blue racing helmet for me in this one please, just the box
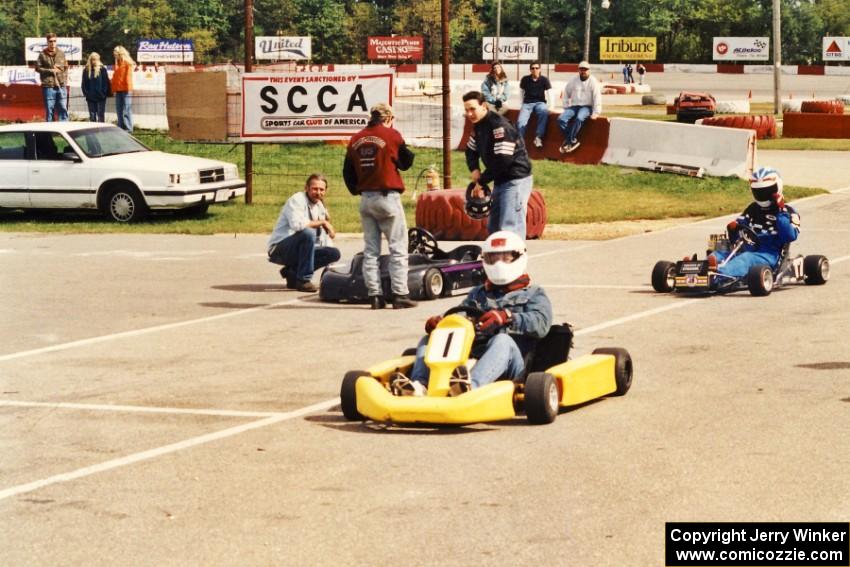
[749,166,783,207]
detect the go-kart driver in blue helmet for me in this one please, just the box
[390,231,553,397]
[708,166,800,278]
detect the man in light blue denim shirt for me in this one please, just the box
[267,173,341,292]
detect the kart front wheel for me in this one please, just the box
[747,265,773,296]
[524,372,559,425]
[422,267,445,300]
[341,371,370,421]
[803,255,829,285]
[651,261,676,292]
[593,347,634,396]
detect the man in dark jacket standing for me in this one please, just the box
[463,91,533,238]
[343,103,417,310]
[35,32,69,122]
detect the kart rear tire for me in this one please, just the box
[524,372,559,425]
[592,347,634,396]
[341,371,370,421]
[651,261,676,292]
[803,255,829,285]
[422,267,445,300]
[747,265,774,296]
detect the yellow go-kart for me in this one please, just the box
[340,306,633,426]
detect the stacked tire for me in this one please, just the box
[800,100,844,114]
[699,115,777,139]
[415,188,547,241]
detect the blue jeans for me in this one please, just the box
[268,230,340,282]
[489,175,533,238]
[86,99,106,122]
[359,191,409,297]
[42,86,68,122]
[557,105,592,145]
[516,102,549,139]
[411,333,525,388]
[115,92,133,132]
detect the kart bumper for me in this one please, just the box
[355,378,517,425]
[547,354,619,406]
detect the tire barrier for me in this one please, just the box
[799,100,845,114]
[782,100,803,113]
[641,94,667,105]
[699,115,777,139]
[782,112,850,139]
[715,100,750,114]
[415,187,547,241]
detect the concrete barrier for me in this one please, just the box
[601,117,755,178]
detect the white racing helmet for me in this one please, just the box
[482,231,528,285]
[750,166,783,207]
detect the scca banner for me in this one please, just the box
[241,70,394,140]
[713,37,769,60]
[599,37,657,61]
[368,37,424,61]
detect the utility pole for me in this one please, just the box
[772,0,781,115]
[244,0,254,204]
[441,0,451,188]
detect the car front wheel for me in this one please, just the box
[103,185,148,223]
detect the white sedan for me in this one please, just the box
[0,122,246,222]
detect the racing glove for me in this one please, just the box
[772,192,785,210]
[425,315,443,333]
[494,100,503,109]
[477,309,512,333]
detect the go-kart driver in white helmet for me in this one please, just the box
[391,231,553,397]
[708,166,800,279]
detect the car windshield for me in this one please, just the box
[68,127,150,158]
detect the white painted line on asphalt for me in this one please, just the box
[0,398,338,502]
[0,400,281,418]
[574,298,703,337]
[541,284,646,290]
[0,296,307,363]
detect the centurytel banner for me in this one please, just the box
[241,70,394,140]
[482,37,538,61]
[713,37,770,61]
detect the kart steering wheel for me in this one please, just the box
[408,227,439,258]
[737,225,760,248]
[443,304,485,320]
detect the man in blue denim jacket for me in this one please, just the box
[392,231,552,396]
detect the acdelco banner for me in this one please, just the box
[823,37,850,61]
[482,37,538,61]
[368,36,424,61]
[137,39,194,63]
[25,37,83,62]
[599,37,656,61]
[255,36,312,61]
[713,37,769,61]
[241,70,393,140]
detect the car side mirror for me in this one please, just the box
[61,152,82,163]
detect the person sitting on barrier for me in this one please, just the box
[463,90,533,239]
[557,61,602,154]
[267,173,341,292]
[707,167,800,277]
[516,61,551,148]
[390,231,553,397]
[481,61,511,116]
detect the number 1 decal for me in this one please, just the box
[425,327,467,364]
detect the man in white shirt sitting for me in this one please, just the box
[267,173,340,292]
[557,61,602,154]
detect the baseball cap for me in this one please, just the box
[578,61,591,70]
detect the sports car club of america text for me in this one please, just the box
[258,76,369,130]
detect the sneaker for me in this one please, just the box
[448,365,472,397]
[533,137,543,148]
[295,281,318,292]
[558,143,569,154]
[390,372,425,397]
[392,295,418,309]
[565,141,580,153]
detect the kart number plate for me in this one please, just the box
[425,328,468,365]
[215,189,231,203]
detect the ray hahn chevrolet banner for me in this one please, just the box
[599,37,656,61]
[137,39,194,63]
[713,37,770,61]
[25,37,83,61]
[254,36,312,61]
[482,37,539,61]
[241,69,393,141]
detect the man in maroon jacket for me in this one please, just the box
[343,103,417,310]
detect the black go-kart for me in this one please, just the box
[319,228,486,303]
[651,226,829,296]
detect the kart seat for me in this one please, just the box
[446,244,482,263]
[524,323,574,375]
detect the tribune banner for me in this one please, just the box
[599,37,657,61]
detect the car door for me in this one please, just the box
[28,131,92,209]
[0,131,31,208]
